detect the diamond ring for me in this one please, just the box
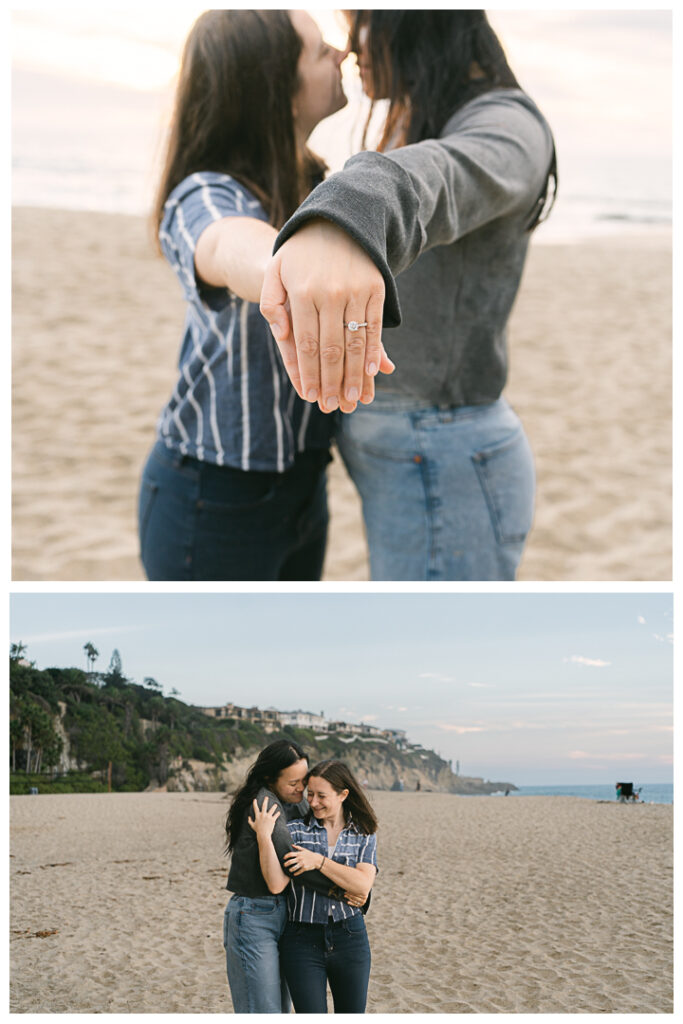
[344,321,368,332]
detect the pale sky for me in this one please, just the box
[10,592,673,786]
[10,7,673,224]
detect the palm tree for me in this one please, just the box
[10,641,27,662]
[83,642,99,677]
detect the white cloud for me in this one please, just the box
[652,633,674,644]
[436,724,485,734]
[468,682,494,689]
[637,615,646,625]
[565,655,611,668]
[419,672,455,683]
[360,714,378,723]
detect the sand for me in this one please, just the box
[11,207,672,581]
[10,790,672,1013]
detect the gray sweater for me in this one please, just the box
[226,787,342,900]
[274,89,555,406]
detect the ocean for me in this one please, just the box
[504,784,673,805]
[11,68,672,245]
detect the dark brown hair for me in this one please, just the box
[153,9,325,243]
[346,10,556,229]
[307,760,378,835]
[225,740,308,854]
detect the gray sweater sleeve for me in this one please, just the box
[257,789,341,897]
[273,90,554,327]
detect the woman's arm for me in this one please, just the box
[284,845,376,900]
[197,215,395,411]
[260,92,554,404]
[248,797,290,894]
[195,217,278,304]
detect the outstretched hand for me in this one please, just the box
[260,219,394,414]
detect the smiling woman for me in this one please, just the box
[223,741,356,1013]
[251,759,379,1015]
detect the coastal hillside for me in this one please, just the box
[9,652,515,797]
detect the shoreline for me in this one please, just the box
[11,200,673,246]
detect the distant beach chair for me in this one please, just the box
[616,782,641,803]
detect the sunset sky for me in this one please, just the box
[11,7,673,226]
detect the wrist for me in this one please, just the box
[319,855,326,870]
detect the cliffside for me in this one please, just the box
[10,661,516,797]
[156,739,515,797]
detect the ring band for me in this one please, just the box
[344,321,368,332]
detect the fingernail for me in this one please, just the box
[367,362,378,376]
[326,396,339,411]
[306,387,318,402]
[346,387,359,402]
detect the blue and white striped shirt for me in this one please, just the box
[158,172,335,472]
[287,818,378,924]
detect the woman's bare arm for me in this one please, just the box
[195,217,278,304]
[284,845,376,900]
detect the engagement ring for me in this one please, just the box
[344,321,368,332]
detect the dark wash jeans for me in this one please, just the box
[138,441,330,581]
[279,916,371,1014]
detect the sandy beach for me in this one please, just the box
[10,790,672,1013]
[12,207,672,581]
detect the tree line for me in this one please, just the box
[10,643,269,793]
[9,644,459,796]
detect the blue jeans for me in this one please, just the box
[138,441,330,580]
[279,916,371,1014]
[223,894,290,1014]
[337,395,535,580]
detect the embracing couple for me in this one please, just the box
[223,740,378,1013]
[139,10,556,582]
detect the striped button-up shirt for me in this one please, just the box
[158,172,335,472]
[287,818,378,924]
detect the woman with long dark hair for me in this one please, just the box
[223,740,362,1013]
[138,9,391,581]
[261,10,558,581]
[251,759,379,1014]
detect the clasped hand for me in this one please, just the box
[283,844,322,875]
[260,219,394,415]
[247,796,280,838]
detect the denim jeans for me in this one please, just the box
[279,916,371,1014]
[337,395,535,580]
[223,894,290,1014]
[138,441,330,581]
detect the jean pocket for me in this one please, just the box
[242,897,278,916]
[343,914,366,934]
[472,428,535,545]
[198,469,280,512]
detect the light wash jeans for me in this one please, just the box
[337,395,535,581]
[223,894,290,1013]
